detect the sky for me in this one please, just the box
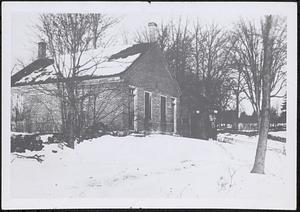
[9,2,290,114]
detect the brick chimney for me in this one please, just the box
[148,22,158,43]
[38,42,47,59]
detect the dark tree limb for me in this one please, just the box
[13,154,45,163]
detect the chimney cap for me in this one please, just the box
[38,41,46,46]
[148,22,157,27]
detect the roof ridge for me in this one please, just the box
[109,43,153,61]
[11,58,54,86]
[12,43,154,86]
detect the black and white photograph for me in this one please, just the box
[1,1,297,210]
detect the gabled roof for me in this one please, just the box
[11,58,54,85]
[11,43,154,86]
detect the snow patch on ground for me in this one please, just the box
[10,134,288,201]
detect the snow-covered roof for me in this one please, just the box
[13,43,152,85]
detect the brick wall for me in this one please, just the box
[11,84,62,133]
[11,79,131,133]
[122,44,181,133]
[122,44,180,98]
[132,86,180,133]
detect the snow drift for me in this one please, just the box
[10,133,289,205]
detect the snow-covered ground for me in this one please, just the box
[10,133,289,203]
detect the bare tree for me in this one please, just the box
[232,17,287,126]
[136,19,236,116]
[191,22,236,112]
[251,15,275,174]
[36,13,119,148]
[167,19,194,87]
[232,70,246,130]
[229,49,247,130]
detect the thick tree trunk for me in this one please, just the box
[251,15,273,174]
[233,92,239,130]
[58,83,66,134]
[257,110,260,131]
[65,81,76,149]
[67,107,75,149]
[234,71,242,130]
[251,94,270,173]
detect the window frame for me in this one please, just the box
[160,95,167,122]
[144,91,152,120]
[170,97,177,133]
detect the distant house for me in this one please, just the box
[11,40,182,134]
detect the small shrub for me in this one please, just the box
[82,122,107,139]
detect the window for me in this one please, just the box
[171,98,176,132]
[128,87,135,130]
[160,96,167,132]
[129,87,135,96]
[144,91,151,120]
[161,96,166,122]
